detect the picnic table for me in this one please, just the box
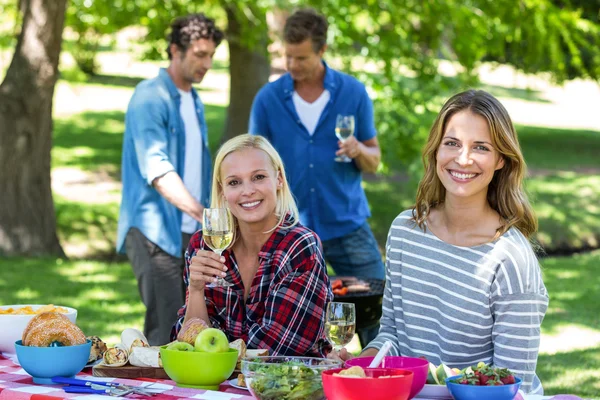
[0,354,253,400]
[0,354,561,400]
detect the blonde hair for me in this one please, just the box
[210,134,299,241]
[413,90,538,239]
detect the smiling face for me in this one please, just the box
[285,39,325,83]
[170,38,216,86]
[220,148,282,229]
[436,110,505,203]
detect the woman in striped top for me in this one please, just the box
[334,90,549,394]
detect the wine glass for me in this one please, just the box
[334,114,355,163]
[325,302,356,350]
[202,208,234,288]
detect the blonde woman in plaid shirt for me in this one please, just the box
[172,134,332,356]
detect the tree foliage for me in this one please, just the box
[3,0,599,170]
[297,0,600,172]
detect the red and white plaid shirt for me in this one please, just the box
[171,218,333,357]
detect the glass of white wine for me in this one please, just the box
[202,208,234,288]
[334,114,355,163]
[325,302,356,350]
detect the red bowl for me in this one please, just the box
[344,356,428,399]
[322,367,414,400]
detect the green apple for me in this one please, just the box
[166,341,195,351]
[194,328,229,353]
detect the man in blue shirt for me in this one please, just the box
[249,8,384,344]
[117,14,223,345]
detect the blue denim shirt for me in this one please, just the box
[117,68,212,257]
[249,62,376,241]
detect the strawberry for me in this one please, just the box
[469,375,481,386]
[497,367,516,385]
[476,367,497,386]
[486,377,504,386]
[479,374,490,385]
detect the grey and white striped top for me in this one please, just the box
[365,210,549,395]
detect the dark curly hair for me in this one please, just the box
[284,8,328,52]
[167,13,224,60]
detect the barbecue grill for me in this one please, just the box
[332,277,385,347]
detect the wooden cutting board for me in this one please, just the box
[92,363,170,380]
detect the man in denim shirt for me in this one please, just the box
[249,9,384,345]
[117,14,223,345]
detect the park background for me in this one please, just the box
[0,1,599,398]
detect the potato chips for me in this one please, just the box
[0,304,68,315]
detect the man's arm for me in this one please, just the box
[127,93,204,223]
[153,171,204,223]
[336,136,381,173]
[336,82,380,173]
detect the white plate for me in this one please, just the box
[228,378,248,391]
[415,384,452,399]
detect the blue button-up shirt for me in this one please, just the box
[117,68,212,257]
[249,62,376,241]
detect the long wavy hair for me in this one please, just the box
[413,90,537,239]
[210,134,299,243]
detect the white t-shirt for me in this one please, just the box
[178,89,203,234]
[292,89,330,136]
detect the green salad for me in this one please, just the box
[247,360,325,400]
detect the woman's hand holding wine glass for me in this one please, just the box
[188,249,227,291]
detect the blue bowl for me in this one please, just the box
[445,375,522,400]
[15,339,92,384]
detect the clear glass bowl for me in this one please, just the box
[241,356,341,400]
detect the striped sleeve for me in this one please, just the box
[490,231,549,394]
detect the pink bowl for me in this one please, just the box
[344,356,428,399]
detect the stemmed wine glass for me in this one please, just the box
[325,302,356,350]
[202,208,234,288]
[334,114,355,163]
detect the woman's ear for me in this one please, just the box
[277,172,284,189]
[495,156,505,171]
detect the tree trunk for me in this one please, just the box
[222,3,270,142]
[0,0,67,257]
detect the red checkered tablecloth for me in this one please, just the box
[0,354,254,399]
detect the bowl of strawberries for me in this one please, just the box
[445,363,521,400]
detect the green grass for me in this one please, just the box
[541,251,600,334]
[518,125,600,171]
[53,111,125,176]
[54,197,121,256]
[535,250,600,398]
[52,104,227,174]
[538,346,600,398]
[528,173,600,251]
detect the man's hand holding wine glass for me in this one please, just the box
[336,135,362,159]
